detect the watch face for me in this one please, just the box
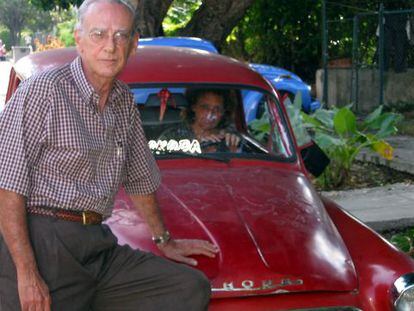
[153,231,171,244]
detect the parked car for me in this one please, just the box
[138,36,321,120]
[139,36,219,53]
[5,46,414,310]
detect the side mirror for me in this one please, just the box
[300,141,330,177]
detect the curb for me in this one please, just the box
[367,218,414,232]
[357,151,414,176]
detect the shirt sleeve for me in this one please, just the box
[0,77,51,196]
[123,103,161,195]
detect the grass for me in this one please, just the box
[380,227,414,258]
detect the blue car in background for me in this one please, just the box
[249,64,321,112]
[138,37,321,122]
[139,37,219,53]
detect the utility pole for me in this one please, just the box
[322,0,328,106]
[378,3,385,107]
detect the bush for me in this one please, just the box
[34,36,65,51]
[245,93,403,189]
[57,20,75,47]
[0,26,11,50]
[391,228,414,258]
[302,105,402,189]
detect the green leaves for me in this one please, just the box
[313,108,335,129]
[362,105,402,139]
[285,92,312,146]
[391,228,414,257]
[301,104,402,189]
[364,105,383,125]
[314,132,343,149]
[249,111,271,141]
[334,108,357,137]
[164,0,202,34]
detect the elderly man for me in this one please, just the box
[0,0,217,310]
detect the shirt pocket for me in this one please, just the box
[43,140,97,183]
[42,114,96,180]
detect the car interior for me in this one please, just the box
[139,92,188,140]
[130,86,292,159]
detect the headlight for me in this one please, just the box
[393,273,414,310]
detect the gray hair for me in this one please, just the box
[76,0,137,33]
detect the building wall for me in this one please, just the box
[316,68,414,112]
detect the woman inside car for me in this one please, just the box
[159,88,241,152]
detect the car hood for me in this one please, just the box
[108,164,357,298]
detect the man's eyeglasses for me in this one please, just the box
[88,29,132,46]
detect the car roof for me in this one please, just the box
[249,63,302,82]
[138,37,219,53]
[13,46,272,91]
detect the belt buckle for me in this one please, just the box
[82,211,99,225]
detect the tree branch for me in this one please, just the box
[136,0,173,37]
[178,0,254,49]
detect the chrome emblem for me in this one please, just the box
[212,278,304,292]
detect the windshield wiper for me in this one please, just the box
[156,152,231,163]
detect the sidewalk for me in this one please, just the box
[323,135,414,231]
[322,183,414,232]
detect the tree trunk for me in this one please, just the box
[0,0,27,47]
[136,0,173,37]
[178,0,255,50]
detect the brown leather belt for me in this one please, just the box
[27,206,103,225]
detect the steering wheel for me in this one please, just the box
[200,135,251,153]
[200,138,230,152]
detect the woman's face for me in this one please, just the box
[192,92,225,131]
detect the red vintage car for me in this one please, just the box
[5,46,414,311]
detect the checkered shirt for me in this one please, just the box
[0,57,161,216]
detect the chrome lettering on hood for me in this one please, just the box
[212,278,304,292]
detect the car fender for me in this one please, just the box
[322,196,414,311]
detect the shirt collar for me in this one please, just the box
[70,57,125,108]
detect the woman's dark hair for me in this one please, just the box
[183,88,234,129]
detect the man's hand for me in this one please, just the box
[0,189,51,310]
[129,194,219,266]
[158,239,219,266]
[17,268,51,311]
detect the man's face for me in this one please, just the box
[74,1,138,85]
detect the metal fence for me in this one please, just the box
[322,3,414,112]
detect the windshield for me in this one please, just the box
[130,85,294,161]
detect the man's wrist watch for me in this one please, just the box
[152,230,171,245]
